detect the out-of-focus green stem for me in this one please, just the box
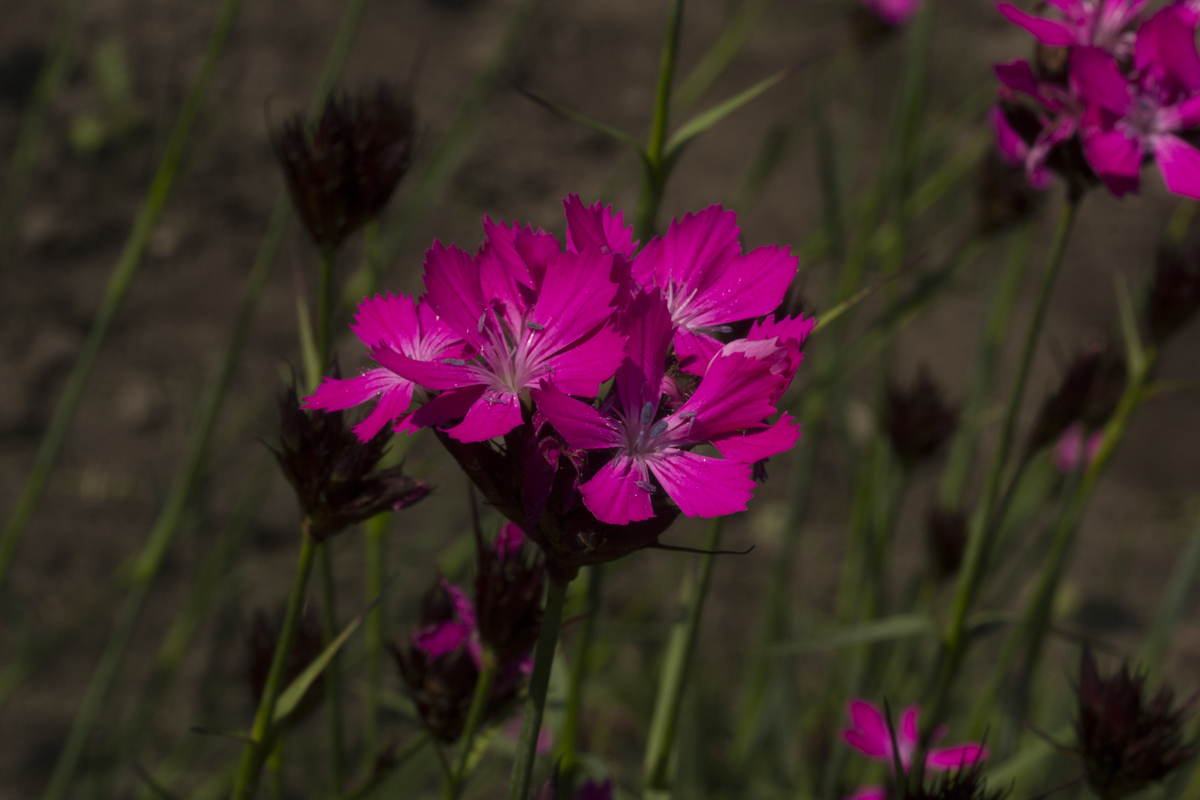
[0,0,84,272]
[318,543,346,795]
[230,531,318,800]
[506,579,568,800]
[361,512,389,769]
[643,519,724,800]
[558,565,603,782]
[0,0,243,598]
[441,657,498,800]
[938,222,1035,510]
[635,0,684,243]
[924,196,1080,738]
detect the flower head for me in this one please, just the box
[1054,421,1105,472]
[883,367,958,468]
[1075,646,1197,799]
[274,85,415,252]
[843,699,988,773]
[274,384,430,541]
[996,0,1150,55]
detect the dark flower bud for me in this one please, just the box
[1025,343,1126,456]
[927,506,968,579]
[248,608,324,722]
[883,367,959,468]
[903,762,1006,800]
[392,577,520,743]
[978,146,1043,234]
[1146,242,1200,345]
[1075,647,1196,800]
[274,384,430,541]
[475,523,545,664]
[997,102,1096,199]
[273,85,415,253]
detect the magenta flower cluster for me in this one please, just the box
[993,0,1200,198]
[305,196,809,572]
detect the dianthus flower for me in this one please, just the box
[844,699,988,773]
[993,59,1089,188]
[996,0,1149,55]
[533,290,801,525]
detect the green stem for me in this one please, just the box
[634,0,684,243]
[317,542,346,795]
[558,565,603,781]
[0,0,243,598]
[923,194,1080,735]
[0,0,84,272]
[361,513,388,770]
[441,658,499,800]
[316,248,335,374]
[505,579,569,800]
[643,518,724,800]
[230,531,319,800]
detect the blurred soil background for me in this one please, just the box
[1,0,1199,797]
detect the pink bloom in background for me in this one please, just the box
[860,0,922,26]
[413,578,483,668]
[845,788,886,800]
[993,59,1086,185]
[533,290,802,525]
[996,0,1149,55]
[304,293,464,439]
[991,105,1054,190]
[1054,421,1104,472]
[631,206,799,375]
[843,699,988,772]
[369,228,626,443]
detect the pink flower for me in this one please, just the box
[993,59,1087,187]
[1072,9,1200,198]
[844,788,886,800]
[996,0,1150,55]
[413,578,483,668]
[843,699,988,773]
[532,290,801,525]
[368,224,627,443]
[1054,421,1104,472]
[861,0,922,26]
[304,293,464,439]
[991,105,1054,190]
[631,206,799,376]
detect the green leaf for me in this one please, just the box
[769,614,934,654]
[671,0,774,112]
[1113,271,1146,376]
[273,602,371,725]
[663,68,789,167]
[516,85,649,163]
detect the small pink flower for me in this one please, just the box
[1054,422,1104,472]
[845,788,887,800]
[843,699,988,773]
[996,0,1149,56]
[861,0,922,26]
[413,579,483,668]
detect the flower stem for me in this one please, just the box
[643,518,724,800]
[558,565,603,783]
[317,542,346,795]
[441,657,499,800]
[635,0,684,243]
[230,530,319,800]
[923,194,1080,736]
[505,578,569,800]
[361,512,389,770]
[316,248,335,375]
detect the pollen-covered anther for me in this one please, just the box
[635,480,657,493]
[526,321,545,331]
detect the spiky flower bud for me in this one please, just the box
[475,523,545,664]
[883,367,959,468]
[273,85,415,253]
[1075,647,1196,800]
[274,384,429,541]
[1146,242,1200,345]
[248,608,324,722]
[1025,344,1126,457]
[905,762,1006,800]
[392,578,519,743]
[927,506,968,579]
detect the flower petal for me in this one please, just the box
[528,247,621,359]
[531,384,623,450]
[673,327,724,376]
[413,620,471,658]
[844,699,891,759]
[541,323,628,397]
[1071,47,1134,115]
[996,4,1077,46]
[445,389,523,442]
[1153,134,1200,199]
[684,245,798,328]
[710,413,801,463]
[350,292,419,350]
[580,456,654,525]
[632,205,742,298]
[422,241,489,347]
[564,194,637,259]
[927,744,989,771]
[675,340,795,442]
[1081,127,1143,196]
[748,313,816,349]
[410,385,486,429]
[615,289,675,417]
[648,450,756,518]
[369,346,478,391]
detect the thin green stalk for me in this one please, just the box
[0,0,84,272]
[938,222,1035,511]
[230,531,319,800]
[505,579,569,800]
[923,194,1081,735]
[643,519,724,800]
[0,0,243,596]
[441,658,499,800]
[361,512,389,770]
[634,0,685,243]
[316,249,336,372]
[558,564,603,783]
[318,543,346,795]
[268,740,285,800]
